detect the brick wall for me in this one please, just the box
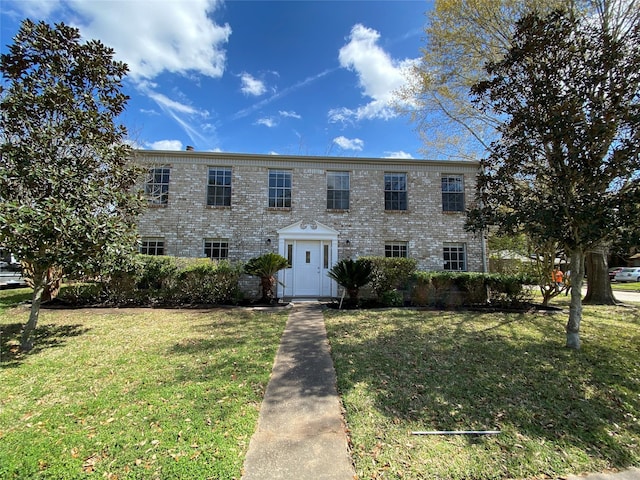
[136,151,486,272]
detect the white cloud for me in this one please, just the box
[6,0,58,18]
[147,140,184,151]
[240,72,267,96]
[334,24,417,123]
[256,117,277,128]
[14,0,232,81]
[384,150,414,159]
[333,136,364,151]
[279,110,301,119]
[233,68,333,120]
[139,84,211,146]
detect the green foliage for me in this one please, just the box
[328,258,373,304]
[59,256,243,306]
[0,19,143,350]
[244,253,289,303]
[401,0,567,160]
[176,260,243,305]
[469,9,640,250]
[360,256,417,301]
[244,252,289,279]
[411,271,533,307]
[379,289,404,307]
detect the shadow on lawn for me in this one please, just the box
[328,309,640,468]
[166,310,288,397]
[0,322,89,367]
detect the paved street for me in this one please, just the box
[611,288,640,304]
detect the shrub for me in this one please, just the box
[380,289,404,307]
[244,253,289,303]
[328,258,373,306]
[60,255,243,307]
[176,260,243,305]
[59,282,104,305]
[410,271,532,307]
[360,256,417,301]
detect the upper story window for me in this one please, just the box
[385,242,408,258]
[204,239,229,260]
[442,175,465,212]
[144,167,170,205]
[384,173,407,211]
[327,171,350,210]
[268,170,292,208]
[443,243,466,271]
[207,168,232,207]
[140,237,165,256]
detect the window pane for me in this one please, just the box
[385,243,407,258]
[443,244,466,271]
[204,239,229,259]
[207,168,232,206]
[268,170,292,208]
[384,173,407,211]
[327,171,350,210]
[442,175,465,212]
[145,167,170,205]
[140,238,165,255]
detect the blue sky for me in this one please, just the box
[1,0,434,158]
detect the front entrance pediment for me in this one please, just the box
[277,220,338,240]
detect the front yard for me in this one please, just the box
[324,303,640,479]
[1,287,639,479]
[0,289,288,479]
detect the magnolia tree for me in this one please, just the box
[468,9,640,348]
[0,20,144,351]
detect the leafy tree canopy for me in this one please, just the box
[0,19,144,350]
[468,9,640,347]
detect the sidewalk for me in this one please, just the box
[241,302,355,480]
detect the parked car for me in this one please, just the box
[614,267,640,283]
[0,261,8,269]
[608,266,623,281]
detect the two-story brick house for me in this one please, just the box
[136,149,486,298]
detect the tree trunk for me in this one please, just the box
[21,270,47,352]
[566,249,585,349]
[583,248,617,305]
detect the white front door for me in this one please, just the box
[293,240,322,296]
[277,220,339,298]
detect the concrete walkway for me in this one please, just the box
[241,302,355,480]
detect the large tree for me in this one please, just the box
[469,9,640,348]
[400,0,638,302]
[0,20,144,351]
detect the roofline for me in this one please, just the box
[133,149,479,169]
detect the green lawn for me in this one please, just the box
[612,281,640,292]
[4,286,639,479]
[325,305,640,480]
[0,288,288,479]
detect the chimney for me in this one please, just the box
[186,145,194,151]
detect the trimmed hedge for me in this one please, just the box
[411,271,534,308]
[60,255,244,306]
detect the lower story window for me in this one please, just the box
[443,243,466,271]
[204,239,229,260]
[140,237,165,255]
[385,242,407,258]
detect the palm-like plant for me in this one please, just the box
[327,258,372,305]
[244,252,289,303]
